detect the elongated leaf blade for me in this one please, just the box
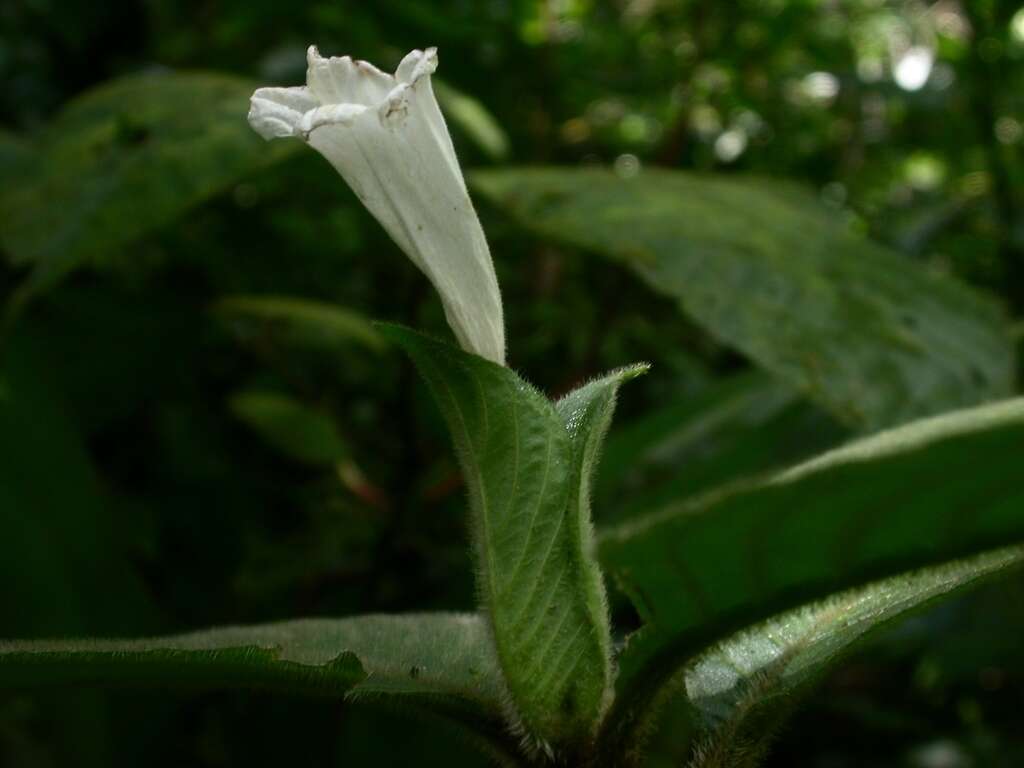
[381,326,617,751]
[229,390,348,466]
[0,613,500,708]
[434,80,510,161]
[470,168,1014,430]
[213,294,386,353]
[0,72,299,302]
[686,546,1024,767]
[598,397,1024,757]
[0,613,518,764]
[603,396,1024,662]
[553,365,650,714]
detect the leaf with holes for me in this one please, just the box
[0,613,515,761]
[382,325,642,755]
[471,168,1014,430]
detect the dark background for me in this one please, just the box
[1,1,1023,765]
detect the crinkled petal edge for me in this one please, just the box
[249,47,441,140]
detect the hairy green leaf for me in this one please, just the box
[382,326,638,753]
[470,168,1014,430]
[0,613,501,710]
[0,613,520,764]
[598,397,1024,759]
[0,72,299,306]
[213,294,386,353]
[554,364,651,704]
[229,390,348,466]
[685,546,1024,768]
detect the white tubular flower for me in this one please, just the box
[248,46,506,365]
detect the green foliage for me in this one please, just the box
[1,2,1023,766]
[472,168,1015,430]
[0,613,499,703]
[0,613,513,760]
[0,338,153,636]
[552,365,652,722]
[213,295,386,354]
[434,80,511,162]
[0,131,30,179]
[596,371,846,523]
[0,339,160,766]
[684,546,1024,767]
[598,397,1024,758]
[228,390,348,466]
[0,73,299,307]
[381,325,643,755]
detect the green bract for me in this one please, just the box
[380,325,647,753]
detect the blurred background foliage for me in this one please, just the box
[0,0,1022,766]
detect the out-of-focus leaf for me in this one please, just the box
[382,325,637,754]
[596,371,846,522]
[0,72,300,304]
[597,397,1024,758]
[0,332,157,764]
[213,294,386,353]
[470,168,1014,431]
[0,338,153,636]
[0,130,32,180]
[434,79,510,161]
[229,391,347,466]
[685,546,1024,767]
[8,284,200,435]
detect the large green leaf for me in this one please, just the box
[685,546,1024,768]
[213,294,386,354]
[597,397,1024,758]
[596,371,845,523]
[0,72,299,305]
[470,168,1014,430]
[381,326,639,754]
[0,613,499,706]
[0,612,516,763]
